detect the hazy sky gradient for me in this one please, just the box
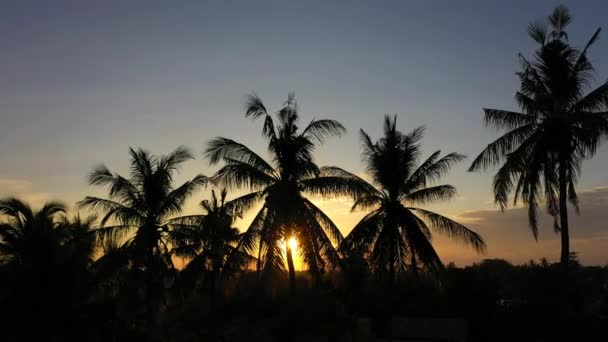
[2,1,608,265]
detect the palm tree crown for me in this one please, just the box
[79,146,208,270]
[469,6,608,265]
[338,116,486,280]
[0,198,67,267]
[168,188,252,295]
[205,93,353,290]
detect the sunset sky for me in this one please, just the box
[1,0,608,265]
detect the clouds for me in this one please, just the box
[0,177,53,208]
[437,187,608,266]
[290,185,608,267]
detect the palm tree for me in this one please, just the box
[336,116,486,282]
[58,213,98,271]
[205,93,360,293]
[0,198,67,268]
[167,188,253,297]
[0,198,71,338]
[78,146,207,316]
[79,146,207,269]
[469,6,608,268]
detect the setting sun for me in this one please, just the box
[280,236,302,270]
[287,237,298,251]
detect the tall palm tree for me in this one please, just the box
[469,6,608,268]
[205,93,360,293]
[167,188,253,297]
[336,116,486,282]
[78,146,208,317]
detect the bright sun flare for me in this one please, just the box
[280,237,302,270]
[287,237,298,251]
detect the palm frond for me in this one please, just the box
[528,21,548,45]
[469,124,535,171]
[404,185,458,205]
[0,198,34,222]
[351,195,383,212]
[407,152,466,189]
[92,224,137,252]
[397,209,444,273]
[204,137,275,176]
[317,166,381,197]
[212,158,275,191]
[339,209,382,256]
[158,145,195,173]
[234,207,267,257]
[160,174,208,217]
[224,191,264,217]
[409,208,486,253]
[573,28,601,77]
[128,147,154,185]
[301,119,346,143]
[483,108,535,131]
[548,5,571,41]
[303,199,344,246]
[244,93,268,119]
[300,176,372,200]
[572,82,608,112]
[78,196,143,226]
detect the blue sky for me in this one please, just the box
[1,1,608,264]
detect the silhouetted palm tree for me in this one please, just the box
[0,198,66,268]
[167,188,253,297]
[336,116,486,282]
[79,146,207,269]
[59,213,98,270]
[0,198,76,338]
[79,146,207,318]
[205,93,358,293]
[469,6,608,268]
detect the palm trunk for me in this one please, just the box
[256,243,263,282]
[411,253,418,277]
[286,242,296,295]
[210,268,224,311]
[210,267,218,295]
[558,161,570,270]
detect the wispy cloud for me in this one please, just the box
[440,186,608,266]
[0,177,53,208]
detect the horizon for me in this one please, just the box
[2,0,608,266]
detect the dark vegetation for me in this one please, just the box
[1,5,608,342]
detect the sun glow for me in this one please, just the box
[287,236,298,251]
[280,236,302,270]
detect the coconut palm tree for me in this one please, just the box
[58,213,98,271]
[0,198,73,338]
[167,188,253,297]
[0,198,67,268]
[335,116,486,282]
[469,6,608,268]
[205,93,362,293]
[78,146,208,319]
[79,146,207,270]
